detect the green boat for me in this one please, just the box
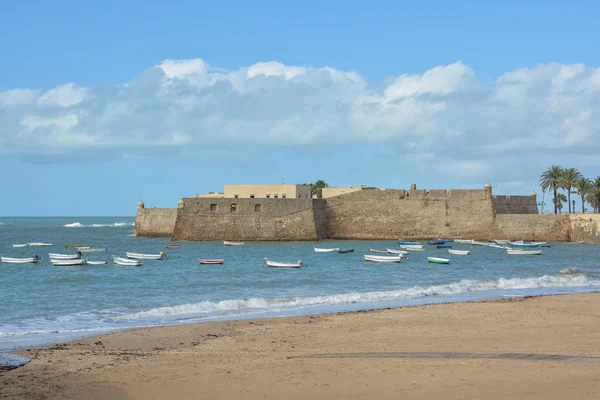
[427,257,450,264]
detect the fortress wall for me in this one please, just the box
[569,214,600,244]
[171,198,319,241]
[494,195,538,214]
[133,208,177,237]
[324,189,495,240]
[492,214,570,241]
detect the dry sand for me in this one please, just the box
[2,293,600,399]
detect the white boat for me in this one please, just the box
[48,252,81,260]
[386,249,408,255]
[405,246,424,252]
[77,247,107,252]
[314,248,339,253]
[399,244,424,250]
[223,241,244,246]
[1,255,39,264]
[493,239,510,245]
[113,256,142,266]
[428,257,450,264]
[125,252,165,260]
[506,249,542,255]
[448,249,470,256]
[453,239,472,244]
[86,260,107,265]
[488,244,506,249]
[364,254,402,263]
[471,240,489,246]
[369,249,388,253]
[12,244,27,248]
[28,242,52,247]
[50,258,85,266]
[508,241,541,248]
[264,258,302,268]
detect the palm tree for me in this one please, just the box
[560,168,583,213]
[591,176,600,213]
[554,193,567,214]
[311,180,329,198]
[539,165,564,214]
[574,178,593,213]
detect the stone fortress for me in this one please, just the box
[134,183,600,243]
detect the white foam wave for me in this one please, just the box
[559,268,581,275]
[116,274,600,321]
[64,221,134,228]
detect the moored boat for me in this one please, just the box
[453,239,472,244]
[364,254,402,263]
[508,241,541,248]
[199,259,225,265]
[125,252,165,260]
[64,244,82,248]
[223,241,244,246]
[471,240,489,246]
[49,252,81,260]
[314,248,339,253]
[427,257,450,264]
[400,244,424,250]
[86,260,107,265]
[337,249,354,254]
[448,249,470,256]
[428,240,445,245]
[488,244,506,249]
[405,246,424,252]
[369,249,388,253]
[386,249,408,255]
[28,242,52,247]
[50,258,85,266]
[12,244,27,248]
[165,244,180,249]
[264,258,302,268]
[1,255,40,264]
[397,240,421,245]
[506,249,542,255]
[436,245,452,249]
[113,256,142,266]
[77,247,107,252]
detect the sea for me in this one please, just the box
[1,217,599,366]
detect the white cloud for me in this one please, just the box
[0,58,599,180]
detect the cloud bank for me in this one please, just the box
[1,58,599,169]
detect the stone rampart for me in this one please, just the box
[171,197,321,241]
[492,214,570,241]
[569,214,600,244]
[134,208,177,238]
[494,195,538,214]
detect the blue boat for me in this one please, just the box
[338,248,355,254]
[428,240,445,245]
[438,239,454,243]
[436,245,452,249]
[508,241,540,248]
[397,240,421,245]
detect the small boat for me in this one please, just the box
[337,249,355,254]
[428,240,445,245]
[489,244,506,249]
[49,252,81,260]
[199,259,225,265]
[264,258,302,268]
[506,249,542,255]
[438,239,454,243]
[405,246,424,252]
[386,249,408,255]
[165,244,180,249]
[77,247,107,252]
[492,239,510,245]
[397,240,421,245]
[223,241,244,246]
[428,257,450,264]
[364,254,402,263]
[471,240,489,246]
[448,249,470,256]
[400,244,424,250]
[436,245,452,249]
[314,248,339,253]
[125,252,165,260]
[540,244,551,248]
[369,249,388,253]
[64,244,82,248]
[113,256,142,266]
[28,242,52,247]
[50,258,85,266]
[12,244,27,248]
[1,255,39,264]
[86,260,107,265]
[508,241,541,248]
[453,239,472,244]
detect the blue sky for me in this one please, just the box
[1,0,599,216]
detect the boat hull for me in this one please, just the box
[125,252,164,260]
[113,256,142,266]
[1,256,38,264]
[50,259,85,266]
[364,255,402,263]
[448,250,470,256]
[428,257,450,264]
[314,248,339,252]
[199,259,225,265]
[265,258,302,268]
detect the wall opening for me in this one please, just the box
[266,194,271,198]
[274,194,279,198]
[210,204,217,212]
[282,194,287,199]
[254,204,262,212]
[234,194,239,199]
[231,204,237,212]
[250,194,255,199]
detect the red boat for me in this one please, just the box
[199,259,224,265]
[165,244,180,249]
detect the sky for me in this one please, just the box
[1,0,599,216]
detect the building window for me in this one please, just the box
[210,204,217,212]
[231,204,237,212]
[254,204,262,212]
[282,193,286,199]
[234,194,239,199]
[250,194,255,199]
[266,194,271,198]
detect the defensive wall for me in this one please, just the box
[133,186,599,242]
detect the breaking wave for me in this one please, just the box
[116,274,600,321]
[64,222,134,228]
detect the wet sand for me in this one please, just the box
[2,293,600,399]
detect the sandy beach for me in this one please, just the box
[2,293,600,399]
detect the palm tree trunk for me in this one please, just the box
[581,194,585,213]
[553,187,558,214]
[567,189,571,213]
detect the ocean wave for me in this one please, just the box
[64,221,134,228]
[115,274,600,321]
[559,268,582,275]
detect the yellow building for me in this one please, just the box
[223,184,312,199]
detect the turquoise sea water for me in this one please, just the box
[1,217,599,364]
